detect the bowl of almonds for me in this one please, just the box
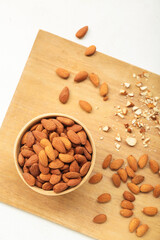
[14,113,96,196]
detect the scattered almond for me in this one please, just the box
[89,173,103,184]
[99,82,108,97]
[129,218,140,233]
[121,200,134,210]
[149,159,159,173]
[79,100,92,113]
[138,154,148,169]
[127,182,140,194]
[102,154,112,169]
[153,184,160,198]
[125,166,135,178]
[56,68,70,79]
[74,71,88,82]
[120,209,133,218]
[131,175,144,185]
[127,155,138,172]
[126,137,137,147]
[117,168,128,182]
[142,207,158,216]
[89,73,99,87]
[93,214,107,224]
[112,173,121,187]
[85,45,96,56]
[59,86,69,104]
[140,184,154,193]
[123,191,135,202]
[136,224,149,237]
[75,26,88,39]
[97,193,111,203]
[110,159,124,170]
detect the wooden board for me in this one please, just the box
[0,30,159,240]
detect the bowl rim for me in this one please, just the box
[14,113,96,196]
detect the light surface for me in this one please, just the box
[0,0,159,240]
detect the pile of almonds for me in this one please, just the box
[18,116,93,193]
[89,153,159,237]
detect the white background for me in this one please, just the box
[0,1,160,239]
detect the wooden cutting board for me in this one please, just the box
[0,30,159,240]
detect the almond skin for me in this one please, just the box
[25,154,39,167]
[60,137,72,150]
[142,207,158,216]
[59,153,74,163]
[117,168,128,182]
[39,150,48,167]
[127,155,138,172]
[85,45,96,56]
[112,173,121,187]
[149,159,159,173]
[85,140,92,154]
[140,184,154,193]
[136,224,149,237]
[56,116,74,126]
[80,161,91,176]
[21,149,34,158]
[121,200,134,210]
[153,184,160,198]
[97,193,111,203]
[26,131,35,147]
[129,218,140,233]
[102,154,112,169]
[120,209,133,218]
[35,180,42,188]
[18,153,25,167]
[99,82,108,96]
[41,119,56,131]
[79,100,92,113]
[40,138,52,148]
[39,162,50,174]
[32,130,47,142]
[50,174,61,185]
[23,173,36,186]
[39,173,51,182]
[83,147,92,160]
[125,166,135,178]
[69,160,80,173]
[59,86,69,104]
[49,159,64,169]
[52,119,64,134]
[29,163,40,177]
[65,172,81,179]
[67,130,81,144]
[75,154,87,165]
[75,26,88,39]
[89,73,99,87]
[77,130,87,145]
[89,173,103,184]
[131,175,144,185]
[42,182,53,190]
[53,182,68,193]
[45,145,55,161]
[52,137,66,153]
[33,143,43,155]
[138,154,148,168]
[67,177,81,187]
[123,191,135,202]
[110,159,124,170]
[93,214,107,224]
[74,71,88,82]
[127,182,140,194]
[56,68,70,79]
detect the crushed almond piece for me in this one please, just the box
[122,108,128,115]
[132,106,139,111]
[140,86,148,91]
[120,89,127,95]
[115,133,121,142]
[115,142,121,151]
[136,81,142,87]
[124,83,130,88]
[103,96,108,101]
[126,101,134,107]
[143,137,150,145]
[117,113,124,119]
[133,73,136,78]
[126,137,137,147]
[124,123,129,128]
[144,72,149,78]
[128,93,134,97]
[100,137,104,140]
[102,126,110,132]
[127,128,132,133]
[135,109,142,115]
[147,103,154,109]
[140,127,145,133]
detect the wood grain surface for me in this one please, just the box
[0,30,159,240]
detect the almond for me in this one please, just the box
[138,154,148,168]
[40,138,52,148]
[129,218,140,233]
[89,73,99,87]
[26,131,35,147]
[99,82,108,96]
[102,154,112,169]
[127,155,138,172]
[18,153,25,167]
[49,132,59,142]
[23,165,29,173]
[120,209,133,218]
[79,100,92,113]
[83,147,92,160]
[117,167,128,182]
[67,130,81,144]
[131,175,144,185]
[85,140,93,154]
[127,182,140,194]
[52,137,66,153]
[32,130,47,142]
[85,45,96,56]
[42,182,53,190]
[121,200,134,210]
[41,119,56,131]
[59,153,74,163]
[103,96,108,101]
[50,174,61,185]
[149,159,159,173]
[21,132,28,145]
[89,173,103,184]
[39,150,48,167]
[52,119,64,134]
[50,169,61,175]
[39,173,51,182]
[56,68,70,79]
[29,163,40,177]
[60,164,69,171]
[112,173,121,187]
[53,182,68,193]
[140,184,154,193]
[75,154,87,164]
[49,159,64,169]
[69,161,80,173]
[44,145,55,161]
[59,86,69,104]
[67,177,81,187]
[23,172,35,186]
[75,26,88,39]
[60,137,71,150]
[67,124,82,132]
[74,71,88,82]
[56,116,74,126]
[42,129,48,136]
[110,159,124,170]
[123,191,135,202]
[93,214,107,224]
[39,162,50,174]
[37,175,45,183]
[36,123,43,131]
[77,130,87,145]
[80,162,91,176]
[21,149,34,158]
[67,148,74,156]
[25,154,38,167]
[35,180,42,188]
[33,144,43,155]
[153,184,160,198]
[136,224,149,237]
[65,172,81,179]
[97,193,111,203]
[142,207,158,216]
[125,166,135,178]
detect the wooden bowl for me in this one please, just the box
[14,113,96,196]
